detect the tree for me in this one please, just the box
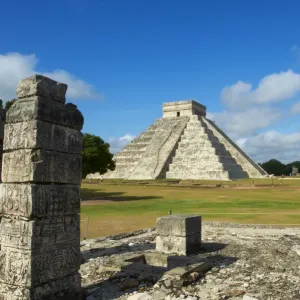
[82,133,115,178]
[0,99,3,109]
[5,99,17,111]
[261,159,286,176]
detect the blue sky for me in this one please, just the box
[1,0,300,163]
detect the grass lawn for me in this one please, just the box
[80,178,300,238]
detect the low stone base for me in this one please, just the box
[0,273,82,300]
[156,233,201,255]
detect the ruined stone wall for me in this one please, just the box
[0,75,84,300]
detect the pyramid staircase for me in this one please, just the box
[166,115,249,180]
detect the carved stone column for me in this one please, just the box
[0,75,84,299]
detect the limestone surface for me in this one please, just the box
[103,100,267,180]
[156,215,201,255]
[16,74,67,103]
[0,75,84,299]
[80,223,300,300]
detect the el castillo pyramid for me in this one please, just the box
[104,100,267,180]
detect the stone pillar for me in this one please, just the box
[0,75,84,299]
[0,108,5,182]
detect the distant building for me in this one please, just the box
[292,166,299,176]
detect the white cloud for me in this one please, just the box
[108,134,136,153]
[0,52,99,101]
[221,70,300,109]
[211,69,300,163]
[209,107,281,140]
[291,101,300,114]
[237,131,300,163]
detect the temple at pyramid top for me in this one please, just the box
[101,100,267,181]
[162,100,206,118]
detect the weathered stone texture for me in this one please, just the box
[103,100,267,180]
[156,234,201,255]
[128,117,189,179]
[2,149,82,184]
[16,74,67,103]
[4,120,83,153]
[156,214,201,236]
[0,108,5,182]
[0,75,83,299]
[0,245,80,286]
[6,96,83,130]
[0,215,80,249]
[203,118,267,178]
[155,215,201,255]
[0,273,82,300]
[0,184,80,217]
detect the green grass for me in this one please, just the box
[80,179,300,238]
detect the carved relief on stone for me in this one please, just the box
[2,149,82,184]
[0,75,83,299]
[0,184,80,217]
[4,121,83,154]
[0,246,80,286]
[0,274,81,300]
[5,96,84,130]
[0,215,80,249]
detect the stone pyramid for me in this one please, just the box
[104,100,267,180]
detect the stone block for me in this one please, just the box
[0,183,80,217]
[0,245,81,287]
[0,273,82,300]
[156,215,201,237]
[155,233,201,255]
[16,75,67,103]
[6,96,84,130]
[3,120,83,153]
[2,149,82,184]
[0,215,80,250]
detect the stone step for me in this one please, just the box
[174,147,230,157]
[114,157,141,164]
[178,139,225,149]
[114,150,145,158]
[170,155,235,164]
[185,124,206,130]
[168,163,245,173]
[124,144,148,151]
[169,157,238,166]
[179,133,219,143]
[166,170,230,180]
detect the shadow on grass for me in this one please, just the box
[81,188,162,202]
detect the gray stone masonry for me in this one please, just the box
[0,75,84,300]
[0,109,5,182]
[103,100,267,180]
[156,215,202,255]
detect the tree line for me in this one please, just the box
[259,159,300,176]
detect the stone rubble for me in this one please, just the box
[80,222,300,300]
